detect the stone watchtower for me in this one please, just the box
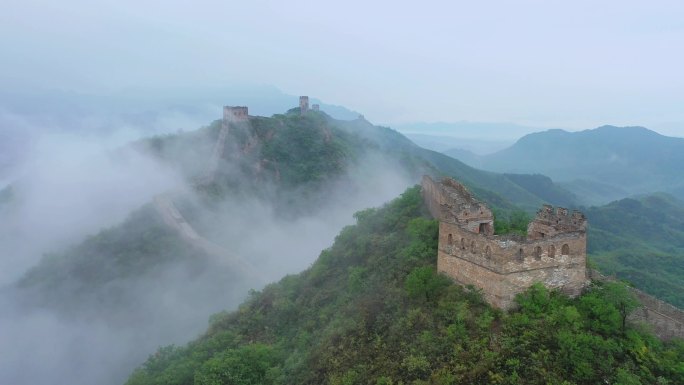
[421,176,588,309]
[223,106,249,123]
[299,96,309,115]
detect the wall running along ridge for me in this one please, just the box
[587,270,684,340]
[422,175,683,340]
[150,105,267,284]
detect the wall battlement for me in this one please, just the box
[421,175,494,234]
[528,204,586,240]
[421,175,587,309]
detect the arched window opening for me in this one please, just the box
[549,245,556,258]
[534,246,542,260]
[447,234,453,245]
[562,244,570,255]
[517,248,524,262]
[470,240,476,253]
[461,238,466,250]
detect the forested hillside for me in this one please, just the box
[444,126,684,205]
[587,193,684,307]
[127,187,684,385]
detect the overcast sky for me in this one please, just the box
[2,0,683,135]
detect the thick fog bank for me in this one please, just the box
[0,131,184,285]
[0,124,413,385]
[194,154,413,282]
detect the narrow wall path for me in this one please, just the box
[153,193,266,284]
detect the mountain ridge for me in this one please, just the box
[125,187,684,385]
[443,125,684,205]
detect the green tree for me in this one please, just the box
[601,282,640,333]
[194,344,281,385]
[405,266,448,302]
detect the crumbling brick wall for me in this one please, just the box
[422,176,587,309]
[223,106,249,123]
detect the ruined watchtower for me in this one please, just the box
[223,106,249,123]
[422,176,587,309]
[312,103,320,111]
[299,96,309,115]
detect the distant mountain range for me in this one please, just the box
[403,133,512,155]
[442,125,684,204]
[392,121,555,141]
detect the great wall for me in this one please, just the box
[153,98,682,340]
[151,104,264,283]
[422,175,684,340]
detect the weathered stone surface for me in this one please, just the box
[422,176,587,310]
[423,175,684,340]
[223,106,249,122]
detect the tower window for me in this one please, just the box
[534,246,542,260]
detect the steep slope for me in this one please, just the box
[586,193,684,307]
[335,117,578,211]
[16,203,222,316]
[450,126,684,204]
[126,187,684,385]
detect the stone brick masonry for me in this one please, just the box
[422,175,683,340]
[423,175,588,309]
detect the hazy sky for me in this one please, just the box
[2,0,683,134]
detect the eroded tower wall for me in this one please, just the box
[223,106,249,123]
[422,175,588,309]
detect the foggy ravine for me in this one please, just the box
[0,120,412,385]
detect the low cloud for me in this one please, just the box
[0,117,414,385]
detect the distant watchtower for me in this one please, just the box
[223,106,249,123]
[299,96,309,115]
[312,104,320,111]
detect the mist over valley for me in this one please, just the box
[2,1,684,384]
